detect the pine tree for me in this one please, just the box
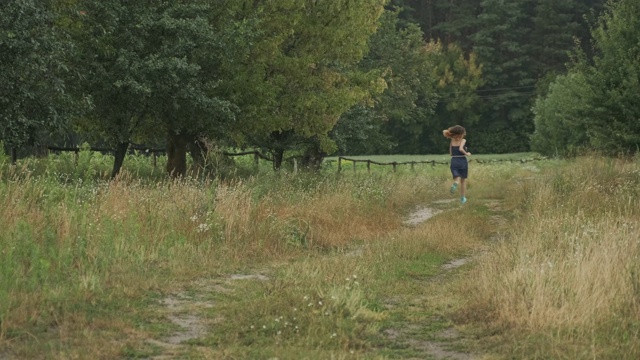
[470,0,537,153]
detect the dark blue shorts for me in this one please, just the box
[450,157,468,179]
[451,167,468,179]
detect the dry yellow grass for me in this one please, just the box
[462,157,640,356]
[0,168,444,357]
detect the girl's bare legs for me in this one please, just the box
[450,177,460,193]
[460,178,467,204]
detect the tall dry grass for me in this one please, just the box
[464,157,640,357]
[0,163,444,356]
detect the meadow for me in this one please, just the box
[0,148,639,359]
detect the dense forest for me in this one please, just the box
[390,0,608,154]
[1,0,638,176]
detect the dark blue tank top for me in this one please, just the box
[450,144,467,157]
[450,143,468,169]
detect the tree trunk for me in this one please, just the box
[166,132,189,178]
[301,143,326,171]
[272,148,285,170]
[111,142,129,179]
[189,138,208,174]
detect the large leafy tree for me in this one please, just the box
[361,9,439,154]
[74,0,237,177]
[0,0,76,149]
[583,0,640,154]
[531,70,593,156]
[332,9,482,156]
[227,0,387,168]
[532,0,640,156]
[331,8,434,155]
[425,42,483,154]
[372,10,439,154]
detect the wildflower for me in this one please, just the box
[197,223,211,233]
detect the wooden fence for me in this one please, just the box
[333,156,546,173]
[6,146,545,173]
[41,146,273,168]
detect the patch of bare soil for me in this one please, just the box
[383,323,474,360]
[407,336,473,360]
[441,258,469,270]
[147,274,268,358]
[403,206,442,227]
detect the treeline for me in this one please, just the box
[1,0,636,177]
[392,0,610,154]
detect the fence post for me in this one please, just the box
[410,162,415,171]
[254,151,259,167]
[11,148,17,165]
[353,160,356,173]
[338,157,342,173]
[367,160,371,174]
[153,152,157,168]
[392,162,397,172]
[74,149,79,165]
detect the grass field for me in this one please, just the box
[1,150,639,359]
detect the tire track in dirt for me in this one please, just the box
[380,198,506,360]
[388,200,474,359]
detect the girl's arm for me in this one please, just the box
[449,141,452,156]
[458,139,471,156]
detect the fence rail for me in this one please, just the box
[333,156,546,173]
[6,146,545,173]
[7,145,275,167]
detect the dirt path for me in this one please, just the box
[380,201,477,359]
[145,198,505,359]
